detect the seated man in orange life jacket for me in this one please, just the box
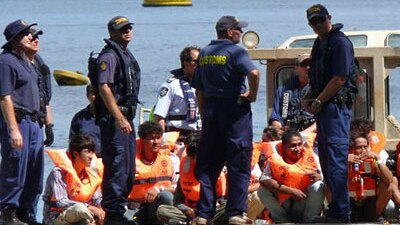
[347,131,393,222]
[156,131,229,225]
[257,129,324,223]
[128,121,179,225]
[42,134,105,225]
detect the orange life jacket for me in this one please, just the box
[348,158,377,199]
[179,155,227,208]
[250,142,262,184]
[46,149,103,204]
[263,142,319,204]
[128,139,174,202]
[369,130,386,154]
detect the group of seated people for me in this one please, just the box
[43,117,400,225]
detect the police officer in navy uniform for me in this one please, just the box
[190,16,259,225]
[95,16,140,225]
[0,20,44,225]
[25,28,54,148]
[69,84,101,157]
[153,46,200,140]
[303,4,357,223]
[269,54,316,132]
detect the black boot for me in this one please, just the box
[0,208,28,225]
[104,212,137,225]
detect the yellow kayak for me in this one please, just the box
[142,0,192,6]
[53,70,90,86]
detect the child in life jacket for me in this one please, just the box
[129,121,179,225]
[348,131,393,222]
[42,134,105,225]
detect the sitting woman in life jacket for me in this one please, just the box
[42,134,105,225]
[347,131,393,222]
[128,121,179,225]
[157,131,229,225]
[257,129,324,223]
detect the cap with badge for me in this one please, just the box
[108,16,134,31]
[215,15,248,31]
[2,19,37,49]
[306,4,329,21]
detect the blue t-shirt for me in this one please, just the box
[309,24,355,92]
[0,51,40,112]
[191,39,256,98]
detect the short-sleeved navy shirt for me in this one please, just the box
[309,24,355,92]
[191,39,257,98]
[0,51,40,112]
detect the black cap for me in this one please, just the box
[2,19,37,49]
[215,15,248,31]
[107,16,134,31]
[306,4,329,21]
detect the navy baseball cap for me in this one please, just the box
[30,28,43,38]
[215,16,248,31]
[306,4,329,21]
[108,16,134,31]
[2,19,37,49]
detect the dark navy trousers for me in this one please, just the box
[316,102,351,222]
[0,116,44,217]
[195,97,253,219]
[100,116,136,215]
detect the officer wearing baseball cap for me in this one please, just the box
[0,19,43,225]
[93,16,140,225]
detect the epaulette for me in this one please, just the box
[166,77,177,83]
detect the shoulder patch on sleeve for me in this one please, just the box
[159,87,169,97]
[99,61,107,71]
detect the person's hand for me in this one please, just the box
[308,172,322,183]
[44,124,54,147]
[348,153,364,164]
[301,98,314,113]
[145,186,159,203]
[289,188,307,201]
[10,128,23,149]
[88,205,105,225]
[184,208,195,218]
[116,117,132,134]
[240,91,257,103]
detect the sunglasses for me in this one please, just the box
[232,27,243,33]
[309,16,327,26]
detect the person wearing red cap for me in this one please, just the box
[92,16,140,225]
[303,4,358,223]
[0,19,43,225]
[190,15,259,225]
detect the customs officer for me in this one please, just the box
[0,20,43,225]
[95,16,140,225]
[190,15,260,225]
[303,4,358,223]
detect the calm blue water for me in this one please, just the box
[1,0,400,221]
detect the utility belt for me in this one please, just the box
[14,108,39,123]
[119,105,137,120]
[166,115,187,121]
[286,117,316,131]
[328,88,355,109]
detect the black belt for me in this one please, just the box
[14,109,39,123]
[166,115,187,121]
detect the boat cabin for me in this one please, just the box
[244,30,400,150]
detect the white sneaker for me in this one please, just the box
[191,216,207,225]
[229,213,253,225]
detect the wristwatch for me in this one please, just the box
[312,98,322,107]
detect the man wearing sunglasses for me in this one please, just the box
[190,15,259,225]
[94,16,141,225]
[153,46,201,142]
[0,20,43,225]
[304,4,358,223]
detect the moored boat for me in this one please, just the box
[53,69,90,86]
[142,0,192,7]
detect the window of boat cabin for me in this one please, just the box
[275,63,370,118]
[348,35,367,47]
[387,34,400,47]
